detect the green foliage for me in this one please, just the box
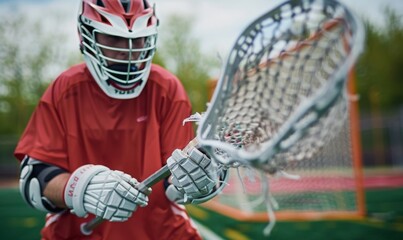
[0,17,49,133]
[152,51,167,69]
[356,8,403,111]
[156,15,220,113]
[0,16,61,134]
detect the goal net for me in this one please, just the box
[205,73,365,221]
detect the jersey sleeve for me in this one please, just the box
[14,82,68,169]
[159,99,195,165]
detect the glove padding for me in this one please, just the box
[166,148,223,204]
[64,164,148,222]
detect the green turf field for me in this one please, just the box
[189,187,403,240]
[1,187,402,240]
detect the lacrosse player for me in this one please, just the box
[14,0,227,239]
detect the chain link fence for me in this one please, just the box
[360,107,403,167]
[0,135,19,180]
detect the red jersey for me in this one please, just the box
[14,63,201,240]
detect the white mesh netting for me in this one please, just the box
[198,0,364,174]
[196,0,365,235]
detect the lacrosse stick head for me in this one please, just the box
[197,0,365,173]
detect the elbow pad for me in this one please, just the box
[19,156,67,213]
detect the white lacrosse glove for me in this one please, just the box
[166,148,228,204]
[64,164,148,222]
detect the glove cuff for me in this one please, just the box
[64,164,109,217]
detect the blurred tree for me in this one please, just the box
[152,51,167,69]
[0,16,73,134]
[356,8,403,112]
[0,14,79,134]
[157,15,220,113]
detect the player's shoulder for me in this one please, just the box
[148,64,179,85]
[148,64,187,99]
[42,63,92,103]
[55,62,91,85]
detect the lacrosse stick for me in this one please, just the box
[82,0,364,235]
[195,0,364,234]
[197,0,364,172]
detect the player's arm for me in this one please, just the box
[19,155,149,221]
[43,172,70,208]
[165,147,229,204]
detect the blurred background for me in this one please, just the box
[0,0,402,239]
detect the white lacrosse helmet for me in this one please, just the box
[78,0,158,99]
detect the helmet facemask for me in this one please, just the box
[78,0,158,99]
